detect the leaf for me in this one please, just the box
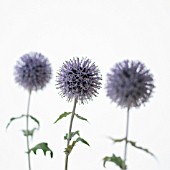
[64,137,90,155]
[103,154,127,169]
[109,137,125,143]
[28,142,53,158]
[128,140,155,158]
[75,114,88,122]
[76,137,90,146]
[6,114,40,130]
[6,115,25,129]
[29,115,40,129]
[64,130,80,140]
[53,112,71,124]
[22,128,37,137]
[64,141,77,155]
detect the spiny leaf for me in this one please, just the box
[6,114,40,130]
[128,140,155,158]
[109,137,125,143]
[6,115,25,129]
[103,154,127,169]
[22,128,37,137]
[28,142,53,158]
[76,137,90,146]
[75,114,88,122]
[64,131,80,140]
[54,112,71,124]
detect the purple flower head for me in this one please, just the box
[14,52,52,91]
[106,60,155,109]
[56,57,102,103]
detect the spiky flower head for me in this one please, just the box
[56,57,102,103]
[106,60,154,109]
[14,52,52,91]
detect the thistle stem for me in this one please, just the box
[123,107,130,170]
[26,90,32,170]
[65,97,78,170]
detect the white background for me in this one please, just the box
[0,0,170,170]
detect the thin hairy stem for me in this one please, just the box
[26,90,32,170]
[65,97,78,170]
[123,107,130,170]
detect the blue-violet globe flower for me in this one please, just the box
[14,52,52,91]
[106,60,154,108]
[56,57,102,103]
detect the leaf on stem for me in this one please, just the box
[76,137,90,146]
[109,137,126,143]
[64,141,77,155]
[53,112,71,124]
[22,128,37,137]
[6,114,25,129]
[127,140,155,158]
[29,115,40,129]
[103,154,127,169]
[64,130,80,140]
[75,114,88,122]
[28,142,53,158]
[6,114,40,130]
[64,137,90,155]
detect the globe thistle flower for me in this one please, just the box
[14,52,52,91]
[56,57,102,103]
[106,60,154,109]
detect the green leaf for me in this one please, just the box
[103,154,127,169]
[28,142,53,158]
[109,137,125,143]
[64,141,77,155]
[6,114,40,130]
[76,137,90,146]
[54,112,71,124]
[29,115,40,129]
[64,130,80,140]
[75,114,88,122]
[64,137,90,155]
[6,115,25,129]
[22,128,37,137]
[127,140,155,158]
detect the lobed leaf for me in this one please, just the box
[28,142,53,158]
[128,140,155,158]
[54,112,71,124]
[103,154,127,169]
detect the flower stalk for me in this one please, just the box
[123,107,130,170]
[65,97,78,170]
[26,90,32,170]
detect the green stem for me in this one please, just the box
[26,90,32,170]
[65,97,78,170]
[123,107,130,170]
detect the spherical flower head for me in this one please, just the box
[56,57,102,103]
[106,60,155,109]
[14,52,52,91]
